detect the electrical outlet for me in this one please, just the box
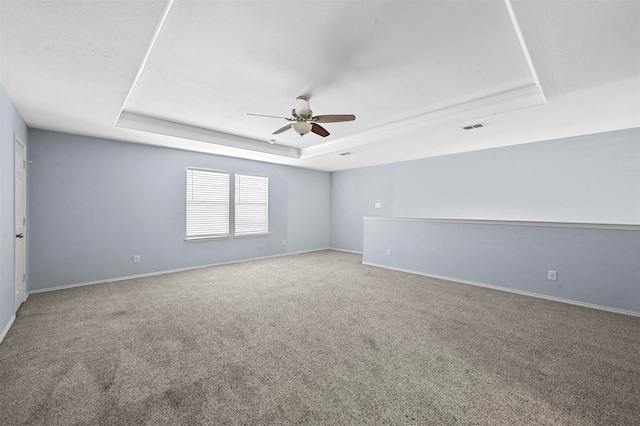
[133,255,140,263]
[386,249,391,256]
[548,270,557,281]
[282,240,286,246]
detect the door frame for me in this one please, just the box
[14,133,27,312]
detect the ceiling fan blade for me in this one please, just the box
[312,114,356,123]
[272,124,292,135]
[247,113,291,120]
[311,123,330,137]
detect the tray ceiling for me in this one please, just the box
[1,0,638,171]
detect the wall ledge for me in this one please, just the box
[363,217,640,231]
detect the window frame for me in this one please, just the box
[185,167,230,242]
[234,172,269,238]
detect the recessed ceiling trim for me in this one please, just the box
[116,111,300,159]
[504,0,545,102]
[299,82,545,159]
[115,0,175,126]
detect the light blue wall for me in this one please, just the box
[0,82,28,338]
[28,130,330,291]
[7,100,640,333]
[331,128,640,252]
[363,218,640,314]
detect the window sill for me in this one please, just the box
[184,235,231,242]
[234,233,270,239]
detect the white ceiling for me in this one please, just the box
[1,0,638,172]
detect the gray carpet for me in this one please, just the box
[1,250,638,425]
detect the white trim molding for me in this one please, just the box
[363,261,640,318]
[363,216,640,231]
[0,314,16,346]
[330,247,363,255]
[116,111,300,159]
[300,82,545,159]
[29,248,331,294]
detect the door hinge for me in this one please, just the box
[23,217,26,225]
[23,273,26,282]
[23,160,26,169]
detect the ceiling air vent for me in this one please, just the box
[462,123,486,130]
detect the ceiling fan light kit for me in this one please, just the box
[248,96,356,139]
[292,121,313,136]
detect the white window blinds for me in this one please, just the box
[186,168,229,239]
[235,173,269,236]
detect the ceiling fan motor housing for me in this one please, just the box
[295,96,311,118]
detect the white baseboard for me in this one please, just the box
[30,248,332,294]
[329,248,363,255]
[363,261,640,318]
[0,314,16,346]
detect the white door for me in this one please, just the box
[14,135,26,312]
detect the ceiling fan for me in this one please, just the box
[248,96,355,137]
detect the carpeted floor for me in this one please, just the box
[1,250,638,425]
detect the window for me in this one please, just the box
[186,168,229,240]
[235,173,269,236]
